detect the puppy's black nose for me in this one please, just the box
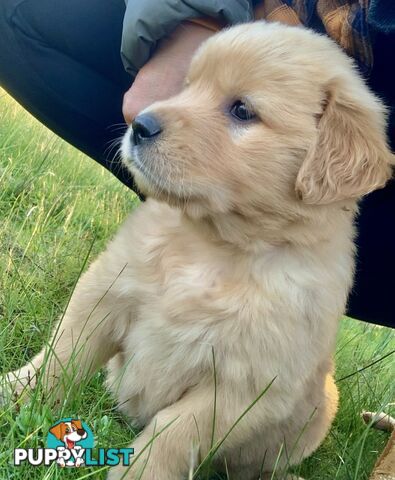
[77,429,85,436]
[132,113,162,145]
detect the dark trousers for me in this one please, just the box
[0,0,394,327]
[0,0,137,190]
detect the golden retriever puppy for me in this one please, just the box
[3,21,394,479]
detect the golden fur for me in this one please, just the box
[3,22,393,479]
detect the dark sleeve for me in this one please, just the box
[121,0,254,76]
[368,0,395,34]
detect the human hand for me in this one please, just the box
[122,21,215,124]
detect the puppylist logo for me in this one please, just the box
[14,417,133,468]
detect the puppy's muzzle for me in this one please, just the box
[131,113,162,146]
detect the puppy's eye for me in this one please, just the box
[230,101,256,121]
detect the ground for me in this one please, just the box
[0,90,394,479]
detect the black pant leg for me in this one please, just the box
[347,31,395,329]
[348,183,395,328]
[0,0,138,191]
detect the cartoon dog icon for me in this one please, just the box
[49,419,87,467]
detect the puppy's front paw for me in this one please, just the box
[107,464,173,480]
[75,457,84,467]
[0,380,14,406]
[107,465,130,480]
[0,366,38,405]
[107,465,143,480]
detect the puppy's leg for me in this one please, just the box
[264,476,305,480]
[261,474,305,480]
[108,385,207,480]
[2,258,129,399]
[107,382,273,480]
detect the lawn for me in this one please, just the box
[0,89,394,480]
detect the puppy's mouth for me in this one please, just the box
[66,439,75,449]
[125,146,196,204]
[130,147,161,186]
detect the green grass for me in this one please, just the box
[0,90,394,479]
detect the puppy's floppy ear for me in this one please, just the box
[49,423,64,440]
[295,75,394,205]
[72,419,83,430]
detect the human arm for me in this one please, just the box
[121,0,255,123]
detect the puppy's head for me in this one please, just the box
[122,22,393,229]
[50,420,87,447]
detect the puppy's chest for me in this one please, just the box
[127,254,304,369]
[118,267,261,418]
[140,256,253,325]
[130,237,320,332]
[116,238,340,419]
[123,258,252,365]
